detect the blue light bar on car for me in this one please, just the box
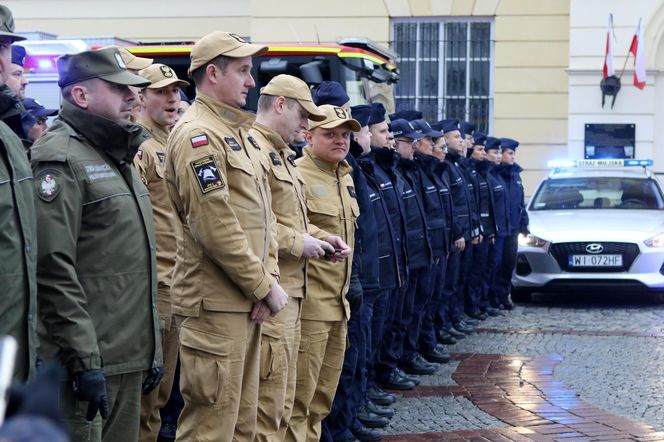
[547,159,653,168]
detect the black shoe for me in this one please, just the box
[467,311,488,320]
[485,307,501,317]
[454,322,474,334]
[367,386,396,406]
[446,327,466,339]
[462,315,480,326]
[396,368,420,386]
[437,330,457,345]
[400,356,437,375]
[351,425,383,442]
[157,421,177,442]
[422,347,451,364]
[380,370,415,390]
[366,399,394,418]
[357,406,390,428]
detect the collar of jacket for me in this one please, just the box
[303,146,352,176]
[414,151,438,173]
[137,116,169,145]
[446,149,462,163]
[372,146,400,168]
[252,121,292,153]
[0,85,23,120]
[60,100,150,165]
[398,156,418,171]
[349,138,366,159]
[196,92,255,128]
[499,162,523,175]
[473,158,492,175]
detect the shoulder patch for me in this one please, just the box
[347,185,357,198]
[191,134,209,148]
[247,136,261,150]
[136,149,143,160]
[191,156,225,194]
[269,151,282,166]
[155,151,165,164]
[35,168,62,202]
[224,136,242,151]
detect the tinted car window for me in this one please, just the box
[531,177,664,210]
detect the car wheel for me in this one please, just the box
[511,286,532,303]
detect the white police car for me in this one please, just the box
[512,159,664,301]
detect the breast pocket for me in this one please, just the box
[306,198,339,234]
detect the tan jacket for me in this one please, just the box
[296,148,358,321]
[165,93,278,317]
[249,123,331,299]
[134,118,176,289]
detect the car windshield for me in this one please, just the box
[530,176,664,210]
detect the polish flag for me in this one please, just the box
[629,18,646,89]
[603,14,615,78]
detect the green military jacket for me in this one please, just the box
[0,86,37,381]
[31,100,162,376]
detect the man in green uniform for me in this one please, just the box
[31,47,163,442]
[134,63,189,442]
[0,4,37,382]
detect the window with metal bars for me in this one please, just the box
[391,19,493,134]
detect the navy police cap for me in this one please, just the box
[433,119,459,135]
[460,121,475,136]
[499,137,519,150]
[11,44,25,67]
[411,119,442,138]
[484,137,501,151]
[389,118,424,140]
[473,132,487,146]
[312,81,349,107]
[350,104,372,128]
[389,109,422,122]
[368,102,386,126]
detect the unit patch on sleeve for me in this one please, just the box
[191,156,225,194]
[35,168,62,202]
[347,185,357,198]
[136,149,143,160]
[247,136,261,150]
[269,152,283,166]
[224,136,242,151]
[155,151,165,165]
[190,134,209,148]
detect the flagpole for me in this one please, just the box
[618,52,630,79]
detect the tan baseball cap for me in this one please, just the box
[309,104,361,132]
[104,45,153,71]
[261,74,326,122]
[139,64,190,89]
[188,31,267,76]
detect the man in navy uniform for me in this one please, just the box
[492,138,528,309]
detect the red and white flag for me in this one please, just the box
[603,14,615,78]
[629,18,646,89]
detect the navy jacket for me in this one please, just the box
[370,147,408,283]
[397,157,433,270]
[473,159,497,237]
[347,141,380,291]
[442,150,473,241]
[458,156,482,238]
[498,162,529,235]
[413,152,450,258]
[351,142,401,290]
[435,161,457,251]
[489,164,510,237]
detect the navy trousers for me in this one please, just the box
[418,255,448,354]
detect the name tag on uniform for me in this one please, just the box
[224,136,242,151]
[270,152,282,166]
[85,163,117,181]
[347,185,356,198]
[248,136,261,150]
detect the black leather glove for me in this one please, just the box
[345,286,363,312]
[142,366,164,395]
[73,369,109,421]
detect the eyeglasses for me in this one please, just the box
[395,138,416,145]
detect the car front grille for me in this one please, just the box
[549,242,640,272]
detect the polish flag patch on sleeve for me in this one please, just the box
[191,134,209,148]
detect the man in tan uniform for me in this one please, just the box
[134,63,189,442]
[165,31,289,442]
[286,105,359,442]
[250,74,342,441]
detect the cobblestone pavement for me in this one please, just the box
[382,292,664,440]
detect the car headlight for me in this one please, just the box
[518,233,547,248]
[645,232,664,247]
